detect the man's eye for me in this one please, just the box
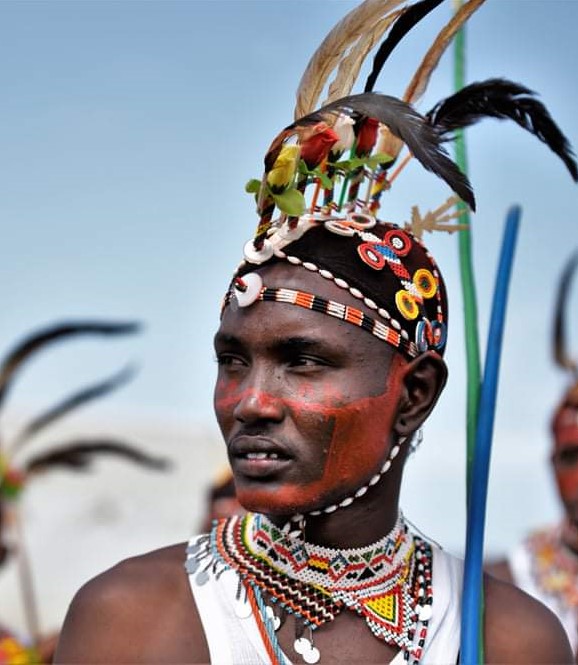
[290,355,327,368]
[216,354,246,367]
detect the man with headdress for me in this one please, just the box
[54,1,576,662]
[488,253,578,656]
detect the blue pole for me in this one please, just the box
[460,206,521,663]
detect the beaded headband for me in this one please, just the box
[226,217,448,360]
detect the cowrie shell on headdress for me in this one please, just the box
[234,272,263,308]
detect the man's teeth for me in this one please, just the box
[246,452,279,460]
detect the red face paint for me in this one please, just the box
[552,405,578,509]
[229,355,407,514]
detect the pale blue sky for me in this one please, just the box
[1,0,578,550]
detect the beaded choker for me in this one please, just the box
[187,512,433,664]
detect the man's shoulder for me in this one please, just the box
[484,573,573,663]
[55,541,210,663]
[77,542,188,608]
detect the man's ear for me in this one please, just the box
[394,351,448,438]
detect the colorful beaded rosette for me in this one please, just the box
[187,512,433,664]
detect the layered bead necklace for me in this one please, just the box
[187,512,433,664]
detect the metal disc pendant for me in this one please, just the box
[303,646,320,664]
[195,569,209,586]
[294,637,320,664]
[185,557,199,575]
[294,638,307,655]
[234,598,252,619]
[265,605,281,630]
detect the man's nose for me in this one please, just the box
[233,368,284,424]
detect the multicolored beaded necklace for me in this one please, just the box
[528,525,578,609]
[187,512,433,664]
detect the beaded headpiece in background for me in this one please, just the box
[224,0,577,362]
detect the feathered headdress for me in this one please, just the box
[231,0,576,362]
[242,0,575,257]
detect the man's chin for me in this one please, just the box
[236,484,326,517]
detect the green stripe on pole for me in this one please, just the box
[453,2,484,662]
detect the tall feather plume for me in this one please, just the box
[427,78,578,181]
[295,0,406,118]
[364,0,445,93]
[553,251,578,378]
[280,93,475,209]
[403,0,485,105]
[377,0,485,164]
[325,12,403,104]
[10,365,136,454]
[24,440,169,475]
[0,321,140,411]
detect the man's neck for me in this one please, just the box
[266,470,403,549]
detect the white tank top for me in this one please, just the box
[188,535,463,664]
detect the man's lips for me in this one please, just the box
[228,435,293,478]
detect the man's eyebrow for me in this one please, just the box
[214,332,339,353]
[272,336,342,355]
[275,336,326,350]
[213,332,242,348]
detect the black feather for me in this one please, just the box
[427,78,578,181]
[0,320,141,411]
[12,365,136,450]
[553,250,578,376]
[25,440,170,474]
[295,93,475,209]
[364,0,445,93]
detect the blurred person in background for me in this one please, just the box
[488,252,578,656]
[198,467,244,533]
